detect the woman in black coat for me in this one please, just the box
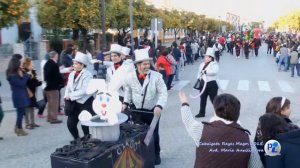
[23,57,42,129]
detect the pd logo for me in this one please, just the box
[264,140,281,156]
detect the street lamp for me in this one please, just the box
[218,16,221,34]
[100,0,107,49]
[129,0,134,54]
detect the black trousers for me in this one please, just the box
[167,74,174,90]
[267,46,272,54]
[215,51,220,62]
[199,81,218,115]
[159,70,169,86]
[255,47,259,56]
[131,109,160,155]
[67,97,95,139]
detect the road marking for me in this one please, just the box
[278,81,294,93]
[237,80,249,91]
[218,79,229,90]
[257,81,271,92]
[171,80,190,91]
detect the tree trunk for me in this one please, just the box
[80,28,88,52]
[72,28,79,41]
[174,28,179,41]
[163,29,166,43]
[144,28,149,39]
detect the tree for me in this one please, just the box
[106,0,130,45]
[272,10,300,33]
[0,0,30,28]
[37,0,100,50]
[154,8,172,42]
[168,9,181,40]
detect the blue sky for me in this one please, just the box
[148,0,300,27]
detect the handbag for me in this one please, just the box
[64,99,76,116]
[193,62,211,90]
[193,79,204,90]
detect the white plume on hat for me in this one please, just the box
[205,47,215,58]
[121,47,131,56]
[73,52,90,65]
[134,47,152,64]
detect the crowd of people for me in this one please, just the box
[1,31,300,167]
[265,33,300,77]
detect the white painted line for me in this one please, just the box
[171,80,190,91]
[278,81,295,93]
[258,81,271,92]
[237,80,249,91]
[218,80,229,90]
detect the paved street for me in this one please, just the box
[0,44,300,168]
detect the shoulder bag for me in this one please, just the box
[193,62,211,90]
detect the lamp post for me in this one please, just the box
[129,0,134,54]
[218,16,221,34]
[100,0,107,49]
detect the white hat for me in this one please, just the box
[205,47,215,58]
[73,52,90,66]
[134,47,152,64]
[105,44,122,55]
[121,47,131,56]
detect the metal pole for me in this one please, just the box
[155,18,158,49]
[101,0,107,49]
[129,0,134,54]
[218,16,221,34]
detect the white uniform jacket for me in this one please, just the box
[106,62,125,97]
[124,70,168,110]
[197,61,219,82]
[64,68,93,104]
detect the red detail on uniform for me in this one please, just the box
[74,71,81,79]
[138,74,146,80]
[114,63,121,69]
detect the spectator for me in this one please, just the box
[254,96,298,166]
[166,48,177,90]
[0,81,3,139]
[6,54,30,136]
[259,113,300,168]
[179,91,263,168]
[44,51,64,124]
[278,44,289,71]
[155,49,172,85]
[22,57,42,129]
[37,53,49,118]
[290,47,300,77]
[172,42,181,81]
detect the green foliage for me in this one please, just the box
[0,0,30,28]
[49,37,63,54]
[272,10,300,32]
[37,0,100,29]
[106,0,130,31]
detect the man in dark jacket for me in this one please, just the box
[44,51,64,124]
[172,42,181,81]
